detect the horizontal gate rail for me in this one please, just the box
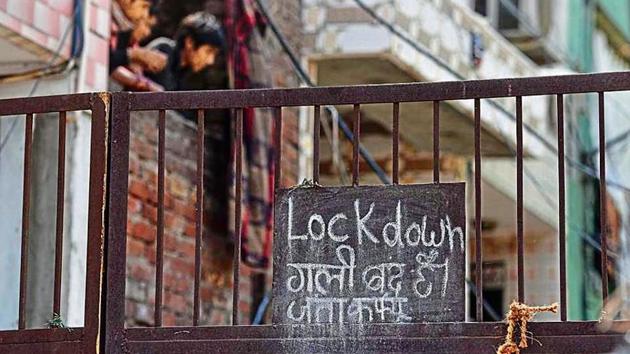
[125,71,630,110]
[119,322,624,353]
[0,93,108,354]
[104,71,630,353]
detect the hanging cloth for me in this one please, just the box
[225,0,275,269]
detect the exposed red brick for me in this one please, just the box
[128,263,153,283]
[128,196,142,214]
[200,286,214,302]
[127,238,146,257]
[143,204,158,224]
[238,300,250,314]
[173,200,196,222]
[169,257,195,275]
[135,138,157,161]
[146,170,158,185]
[144,245,156,265]
[209,311,228,325]
[129,179,151,201]
[162,312,177,326]
[165,292,189,314]
[164,235,195,257]
[168,175,191,200]
[129,155,142,175]
[129,221,156,243]
[164,274,191,294]
[183,222,196,238]
[164,211,183,231]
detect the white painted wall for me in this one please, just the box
[0,115,25,329]
[0,71,89,328]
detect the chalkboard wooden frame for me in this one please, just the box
[272,183,466,325]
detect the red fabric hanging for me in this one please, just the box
[225,0,274,269]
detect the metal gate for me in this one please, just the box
[0,93,108,353]
[103,72,629,353]
[0,72,629,353]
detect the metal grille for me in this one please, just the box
[0,72,629,353]
[0,93,108,353]
[103,72,630,353]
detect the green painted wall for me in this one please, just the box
[568,0,593,71]
[566,0,599,321]
[599,0,630,38]
[567,181,586,319]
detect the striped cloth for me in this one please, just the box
[226,0,275,269]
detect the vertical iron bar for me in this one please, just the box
[85,94,108,353]
[105,93,130,354]
[155,110,166,326]
[232,108,244,325]
[18,113,33,330]
[194,109,204,326]
[598,92,609,302]
[557,94,567,321]
[392,103,399,184]
[275,107,282,190]
[516,96,524,303]
[313,106,320,183]
[352,104,360,186]
[474,99,483,322]
[53,111,66,315]
[433,101,440,183]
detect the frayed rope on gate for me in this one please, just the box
[496,301,558,354]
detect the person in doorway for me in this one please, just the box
[146,12,231,253]
[145,12,227,93]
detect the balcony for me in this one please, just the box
[303,0,554,160]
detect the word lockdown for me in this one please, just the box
[272,184,466,325]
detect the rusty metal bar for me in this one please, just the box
[232,108,244,325]
[352,104,360,186]
[557,94,567,321]
[155,110,166,327]
[124,320,629,341]
[18,113,33,330]
[433,101,440,183]
[274,107,282,190]
[474,99,483,322]
[392,103,399,184]
[313,105,320,183]
[598,92,609,301]
[53,111,66,315]
[194,109,204,326]
[0,93,92,116]
[127,71,630,110]
[516,96,524,303]
[84,94,109,353]
[105,93,131,354]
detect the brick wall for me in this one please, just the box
[126,110,236,326]
[267,0,302,186]
[124,0,303,326]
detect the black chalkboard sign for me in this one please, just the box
[272,183,466,325]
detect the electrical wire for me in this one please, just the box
[253,0,391,184]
